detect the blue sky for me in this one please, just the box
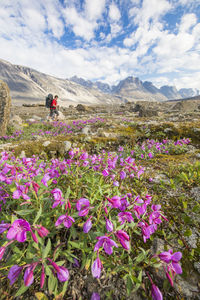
[0,0,200,90]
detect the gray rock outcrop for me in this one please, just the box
[0,80,11,136]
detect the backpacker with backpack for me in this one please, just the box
[45,94,53,108]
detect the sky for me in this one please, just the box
[0,0,200,90]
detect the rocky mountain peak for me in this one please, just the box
[70,76,93,88]
[143,81,161,94]
[159,85,180,99]
[0,58,200,104]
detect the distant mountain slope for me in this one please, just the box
[71,76,167,102]
[0,58,199,105]
[0,59,120,106]
[70,75,200,101]
[179,88,199,98]
[112,77,167,102]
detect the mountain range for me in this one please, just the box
[0,58,199,106]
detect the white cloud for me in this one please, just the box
[178,0,200,6]
[179,13,197,33]
[64,7,96,41]
[84,0,106,21]
[109,3,121,21]
[0,0,200,91]
[133,0,172,26]
[63,0,106,41]
[173,72,200,90]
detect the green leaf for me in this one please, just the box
[126,275,133,296]
[15,285,29,297]
[42,238,51,258]
[184,229,192,237]
[61,280,68,296]
[34,205,42,224]
[48,273,57,294]
[182,201,187,210]
[13,246,23,255]
[138,270,142,283]
[192,205,200,213]
[134,252,146,264]
[178,239,184,246]
[56,260,65,266]
[68,241,82,249]
[132,282,141,292]
[15,209,35,216]
[35,292,48,300]
[65,186,71,199]
[44,264,52,276]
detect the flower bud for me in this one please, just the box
[151,284,163,300]
[0,247,6,260]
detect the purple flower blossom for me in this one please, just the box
[105,217,113,232]
[73,258,80,268]
[0,247,6,260]
[8,265,23,285]
[0,222,10,233]
[76,198,90,216]
[151,284,163,300]
[158,249,173,263]
[91,257,102,278]
[32,181,40,194]
[159,250,182,285]
[118,212,134,225]
[40,265,45,288]
[30,230,38,243]
[118,146,124,152]
[24,266,34,287]
[91,292,100,300]
[159,250,182,267]
[55,214,75,228]
[102,169,109,176]
[13,183,30,200]
[51,188,64,208]
[7,219,31,242]
[148,152,153,158]
[34,225,49,238]
[94,236,118,255]
[107,196,121,209]
[113,181,119,186]
[56,266,69,282]
[83,217,92,233]
[115,230,130,250]
[138,221,155,243]
[41,173,51,187]
[120,170,126,180]
[169,257,182,275]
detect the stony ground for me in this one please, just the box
[0,100,200,299]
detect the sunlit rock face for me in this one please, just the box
[0,80,11,136]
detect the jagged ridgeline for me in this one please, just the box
[0,58,199,106]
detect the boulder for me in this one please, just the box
[9,115,23,131]
[0,80,11,136]
[138,108,158,117]
[57,111,65,121]
[76,104,87,112]
[82,125,91,135]
[63,141,72,152]
[9,115,23,126]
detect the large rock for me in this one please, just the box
[76,104,87,112]
[0,80,11,136]
[138,107,158,117]
[9,115,23,131]
[57,111,65,121]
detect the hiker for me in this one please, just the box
[50,95,59,121]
